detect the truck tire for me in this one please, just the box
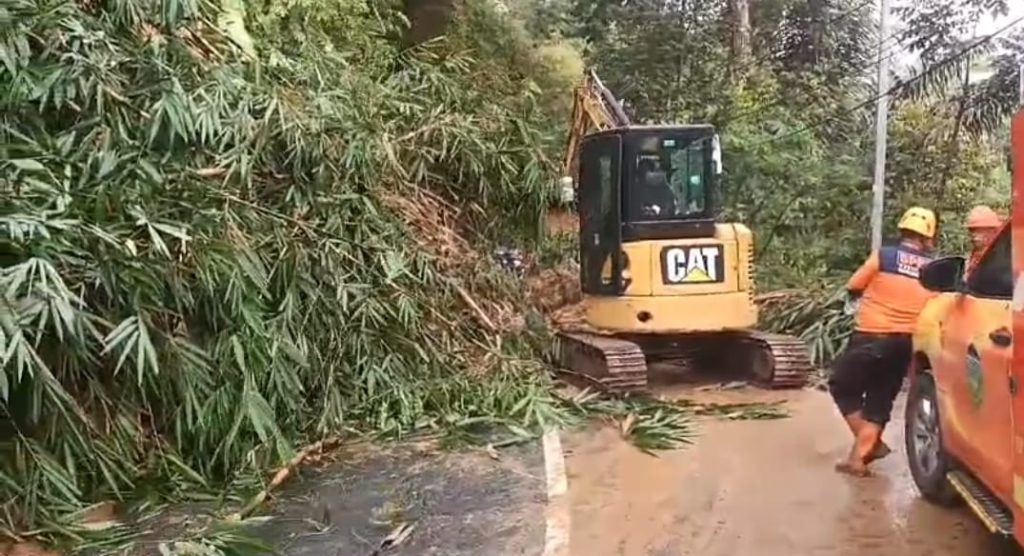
[905,372,959,506]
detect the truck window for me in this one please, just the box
[966,227,1012,299]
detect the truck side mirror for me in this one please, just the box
[919,256,966,293]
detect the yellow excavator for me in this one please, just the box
[551,70,814,393]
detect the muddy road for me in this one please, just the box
[564,388,1021,556]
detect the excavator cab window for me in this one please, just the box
[577,126,718,263]
[619,128,717,241]
[626,134,712,221]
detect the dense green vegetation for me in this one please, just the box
[2,0,1022,551]
[1,0,574,549]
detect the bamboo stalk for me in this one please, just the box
[454,284,497,332]
[230,436,343,520]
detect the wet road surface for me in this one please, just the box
[564,388,1022,556]
[258,441,546,555]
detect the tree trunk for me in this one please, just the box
[729,0,751,63]
[808,0,827,64]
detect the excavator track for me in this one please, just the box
[733,331,815,389]
[553,329,814,394]
[554,332,648,393]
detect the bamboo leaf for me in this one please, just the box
[8,159,46,172]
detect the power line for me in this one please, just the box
[729,0,878,78]
[726,4,1016,126]
[727,17,1000,125]
[725,2,919,125]
[725,33,907,125]
[747,13,1024,148]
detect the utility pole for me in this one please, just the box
[870,0,892,251]
[1019,63,1024,105]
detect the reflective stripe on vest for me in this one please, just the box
[878,244,934,279]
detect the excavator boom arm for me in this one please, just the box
[562,70,631,181]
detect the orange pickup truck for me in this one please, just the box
[905,108,1024,543]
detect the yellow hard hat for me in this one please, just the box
[965,205,1001,230]
[897,206,937,239]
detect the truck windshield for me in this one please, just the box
[629,136,711,221]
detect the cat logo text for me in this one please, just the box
[661,245,725,285]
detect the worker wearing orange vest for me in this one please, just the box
[964,205,1002,274]
[829,207,938,477]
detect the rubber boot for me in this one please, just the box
[836,421,882,477]
[841,412,890,464]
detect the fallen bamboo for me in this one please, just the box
[230,436,343,520]
[455,284,497,332]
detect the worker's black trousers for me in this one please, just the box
[828,331,913,426]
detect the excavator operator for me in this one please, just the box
[634,159,676,218]
[964,205,1002,274]
[828,206,938,477]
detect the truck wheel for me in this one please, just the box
[905,372,959,506]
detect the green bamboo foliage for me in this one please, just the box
[1,0,563,541]
[760,287,853,370]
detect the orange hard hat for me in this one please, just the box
[965,205,1001,230]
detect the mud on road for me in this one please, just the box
[256,388,1021,555]
[564,388,1021,556]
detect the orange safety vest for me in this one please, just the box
[847,243,936,335]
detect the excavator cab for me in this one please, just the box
[577,125,723,297]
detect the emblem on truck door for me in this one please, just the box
[661,245,725,284]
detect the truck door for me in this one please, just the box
[1011,111,1024,533]
[938,227,1014,499]
[578,134,623,296]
